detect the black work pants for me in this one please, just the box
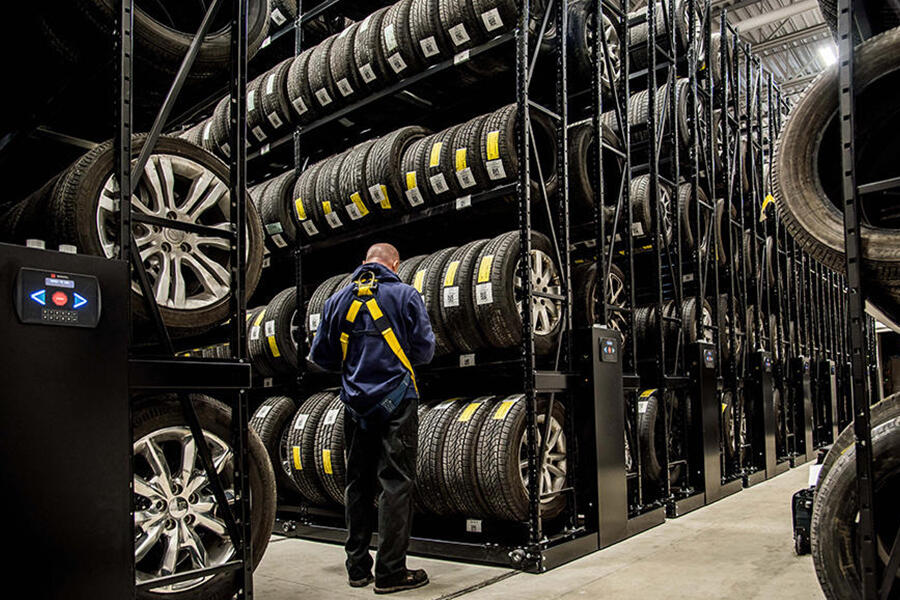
[343,396,418,581]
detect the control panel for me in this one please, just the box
[599,336,619,362]
[14,267,102,328]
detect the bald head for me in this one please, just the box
[364,243,400,272]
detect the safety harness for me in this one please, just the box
[338,271,418,427]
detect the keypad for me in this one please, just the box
[42,308,78,323]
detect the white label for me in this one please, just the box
[460,353,476,367]
[638,400,649,414]
[486,159,506,180]
[443,286,460,307]
[346,203,362,220]
[250,325,261,340]
[302,220,319,236]
[252,126,267,142]
[388,52,407,73]
[809,464,822,487]
[384,23,397,51]
[291,95,308,115]
[293,413,309,431]
[263,377,273,388]
[271,233,287,248]
[263,256,271,268]
[632,222,645,236]
[323,408,339,425]
[475,282,493,305]
[369,184,386,203]
[454,49,470,64]
[337,78,354,97]
[309,313,321,331]
[325,211,343,229]
[420,36,439,57]
[429,173,449,194]
[247,89,256,111]
[406,187,425,207]
[482,8,503,31]
[456,167,476,188]
[466,519,482,533]
[683,273,695,282]
[359,63,377,83]
[455,195,472,210]
[265,222,284,235]
[264,320,276,336]
[315,88,332,107]
[267,111,283,129]
[266,73,277,96]
[449,23,470,46]
[271,8,286,25]
[256,404,273,419]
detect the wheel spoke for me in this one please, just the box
[183,250,230,299]
[180,435,197,483]
[193,511,228,537]
[546,463,566,478]
[172,255,188,307]
[179,521,209,568]
[135,523,164,562]
[135,509,165,531]
[185,179,227,221]
[134,475,164,500]
[141,440,173,496]
[160,529,181,576]
[153,253,174,305]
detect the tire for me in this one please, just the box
[259,58,295,139]
[476,395,567,521]
[416,398,462,514]
[449,115,491,194]
[628,0,698,70]
[380,0,422,81]
[568,121,624,218]
[315,395,348,505]
[818,392,900,486]
[248,305,278,378]
[637,389,669,486]
[261,286,302,374]
[365,126,430,213]
[566,0,620,95]
[308,34,340,110]
[337,140,379,223]
[439,0,484,51]
[329,22,364,102]
[442,396,496,516]
[411,247,458,356]
[292,161,327,239]
[250,396,299,493]
[773,28,900,313]
[677,183,711,256]
[409,0,451,65]
[49,135,264,334]
[439,239,491,353]
[811,416,900,600]
[774,387,785,451]
[286,391,335,505]
[353,8,392,92]
[630,174,675,245]
[422,127,463,201]
[247,75,273,145]
[479,104,559,197]
[209,93,233,159]
[397,254,429,284]
[473,231,563,354]
[132,394,275,600]
[259,170,298,249]
[817,0,900,40]
[399,136,437,210]
[722,389,737,461]
[305,274,348,346]
[270,0,297,25]
[286,49,318,124]
[571,262,629,338]
[314,153,350,232]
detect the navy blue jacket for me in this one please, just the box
[309,262,435,407]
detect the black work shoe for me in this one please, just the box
[349,574,374,588]
[374,569,429,594]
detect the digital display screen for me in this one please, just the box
[45,277,75,289]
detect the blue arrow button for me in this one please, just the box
[30,290,46,306]
[73,293,87,309]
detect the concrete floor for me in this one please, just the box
[255,461,824,600]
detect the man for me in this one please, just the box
[310,243,435,594]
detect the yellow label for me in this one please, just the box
[639,388,657,399]
[292,446,302,470]
[759,193,775,222]
[477,255,494,283]
[444,260,460,287]
[429,142,443,167]
[455,148,467,171]
[267,335,281,358]
[294,197,306,220]
[322,200,332,214]
[405,171,417,191]
[721,402,727,415]
[458,401,483,422]
[322,449,333,475]
[380,185,391,209]
[486,130,500,160]
[254,309,266,327]
[493,399,517,420]
[413,269,425,293]
[350,192,369,217]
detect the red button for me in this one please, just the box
[52,291,68,306]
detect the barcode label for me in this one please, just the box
[383,23,397,51]
[443,286,460,307]
[264,320,276,336]
[250,326,261,340]
[388,52,407,73]
[632,222,645,236]
[271,8,286,25]
[429,173,449,194]
[482,8,503,31]
[337,78,354,97]
[265,222,284,235]
[292,95,308,115]
[460,354,476,367]
[325,211,343,229]
[302,220,319,236]
[293,413,309,430]
[454,49,470,64]
[263,377,273,388]
[486,159,506,180]
[456,195,471,210]
[456,167,476,188]
[256,404,273,419]
[266,73,276,95]
[346,203,362,220]
[420,36,439,57]
[359,63,376,83]
[314,88,332,107]
[369,184,386,203]
[449,23,470,46]
[267,111,283,129]
[271,233,287,248]
[406,187,425,207]
[309,313,321,331]
[638,400,649,414]
[323,409,339,425]
[466,518,482,533]
[252,126,266,142]
[475,282,493,305]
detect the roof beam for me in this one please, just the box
[733,0,820,32]
[753,23,831,54]
[780,71,821,89]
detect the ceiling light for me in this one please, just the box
[819,44,837,66]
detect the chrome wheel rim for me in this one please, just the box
[515,249,563,336]
[133,426,235,592]
[700,305,714,344]
[624,431,633,472]
[659,186,674,242]
[606,268,628,338]
[599,15,621,89]
[96,154,234,311]
[519,414,567,505]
